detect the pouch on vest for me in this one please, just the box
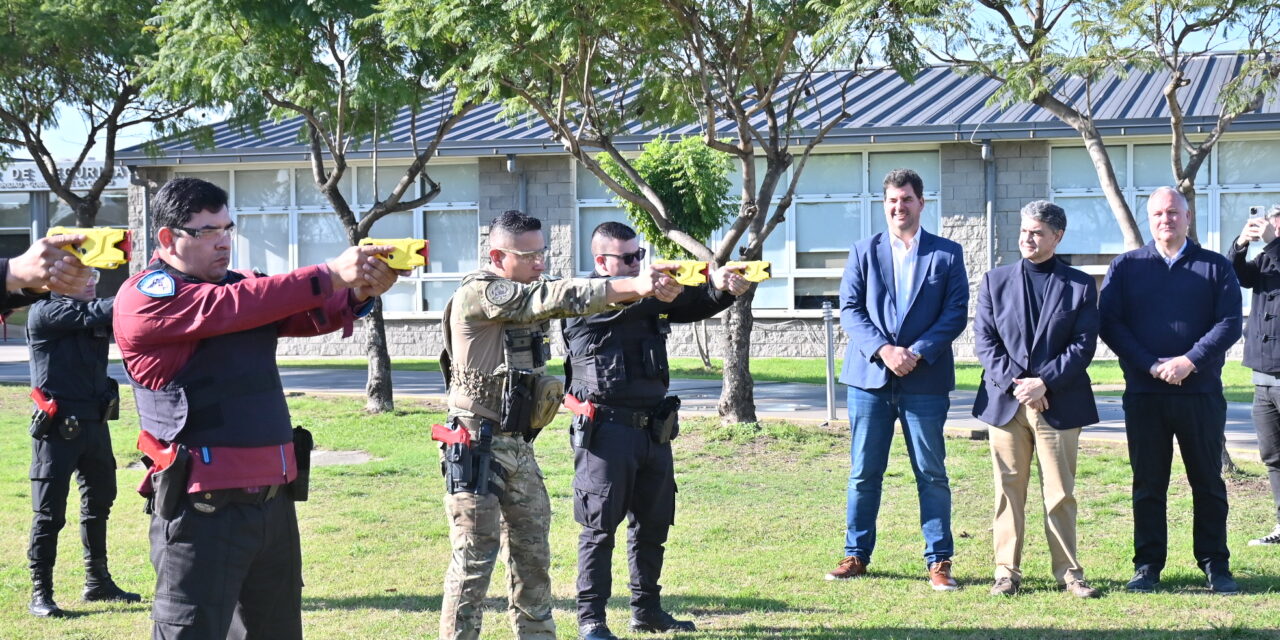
[527,373,565,442]
[290,426,313,502]
[151,445,192,520]
[650,395,682,445]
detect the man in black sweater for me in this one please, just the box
[1100,186,1243,594]
[564,222,748,640]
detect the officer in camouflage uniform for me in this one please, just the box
[438,210,681,640]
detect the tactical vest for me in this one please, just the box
[129,270,292,448]
[564,301,671,408]
[442,271,553,422]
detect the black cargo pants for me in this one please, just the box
[28,421,118,570]
[573,419,676,625]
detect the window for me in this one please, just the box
[1050,137,1280,298]
[575,150,942,313]
[214,162,479,315]
[0,192,31,258]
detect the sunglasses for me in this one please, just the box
[597,247,647,265]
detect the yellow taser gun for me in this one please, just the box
[46,227,131,269]
[359,237,429,270]
[669,261,709,286]
[725,261,772,282]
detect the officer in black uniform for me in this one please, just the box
[565,222,749,640]
[26,269,139,617]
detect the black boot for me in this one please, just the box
[82,558,141,603]
[30,567,63,617]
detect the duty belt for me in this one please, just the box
[596,405,652,429]
[190,484,283,510]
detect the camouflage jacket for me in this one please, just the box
[443,269,614,421]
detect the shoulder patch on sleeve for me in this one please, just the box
[484,279,518,306]
[136,271,176,298]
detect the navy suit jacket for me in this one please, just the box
[972,258,1099,430]
[838,228,969,393]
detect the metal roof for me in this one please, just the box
[120,54,1280,164]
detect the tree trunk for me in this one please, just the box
[1222,434,1238,475]
[718,287,757,424]
[693,320,712,369]
[364,299,395,413]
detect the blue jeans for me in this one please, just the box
[845,384,954,566]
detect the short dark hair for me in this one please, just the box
[152,177,228,231]
[883,169,925,199]
[490,209,542,235]
[1020,200,1067,233]
[592,221,636,242]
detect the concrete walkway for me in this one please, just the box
[0,340,1261,454]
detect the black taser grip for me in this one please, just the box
[152,446,192,520]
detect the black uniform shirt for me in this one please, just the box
[27,294,115,420]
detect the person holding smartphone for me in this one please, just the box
[1231,203,1280,547]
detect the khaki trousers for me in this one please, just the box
[989,404,1085,584]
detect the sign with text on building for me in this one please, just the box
[0,161,129,193]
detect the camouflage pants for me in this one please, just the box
[440,434,555,640]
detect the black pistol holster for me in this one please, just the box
[102,379,121,422]
[28,388,58,439]
[651,395,682,445]
[442,420,506,498]
[150,445,192,520]
[500,370,535,440]
[291,426,313,502]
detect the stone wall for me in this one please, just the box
[992,140,1051,266]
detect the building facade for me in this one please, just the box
[96,58,1280,358]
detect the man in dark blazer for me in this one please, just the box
[828,169,969,591]
[973,200,1100,599]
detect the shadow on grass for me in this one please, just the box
[301,593,794,617]
[302,593,441,612]
[712,627,1277,639]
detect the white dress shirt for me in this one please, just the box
[889,232,919,333]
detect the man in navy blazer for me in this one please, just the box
[827,169,969,591]
[972,200,1100,599]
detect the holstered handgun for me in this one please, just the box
[501,369,535,439]
[564,394,597,450]
[290,427,314,502]
[433,420,504,497]
[28,388,58,439]
[651,396,682,445]
[151,445,192,520]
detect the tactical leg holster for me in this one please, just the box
[441,420,507,498]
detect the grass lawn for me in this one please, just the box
[277,357,1261,403]
[1,386,1277,639]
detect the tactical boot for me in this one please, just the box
[630,609,696,633]
[82,558,141,602]
[29,568,63,617]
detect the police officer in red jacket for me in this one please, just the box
[114,177,401,639]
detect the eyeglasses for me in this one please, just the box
[497,247,548,263]
[172,224,236,241]
[597,248,646,265]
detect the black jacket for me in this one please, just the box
[27,294,115,421]
[1232,237,1280,374]
[0,258,43,313]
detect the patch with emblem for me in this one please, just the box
[136,271,176,298]
[485,279,518,305]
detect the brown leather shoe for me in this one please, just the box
[989,576,1019,596]
[928,560,959,591]
[1064,579,1101,598]
[825,556,867,580]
